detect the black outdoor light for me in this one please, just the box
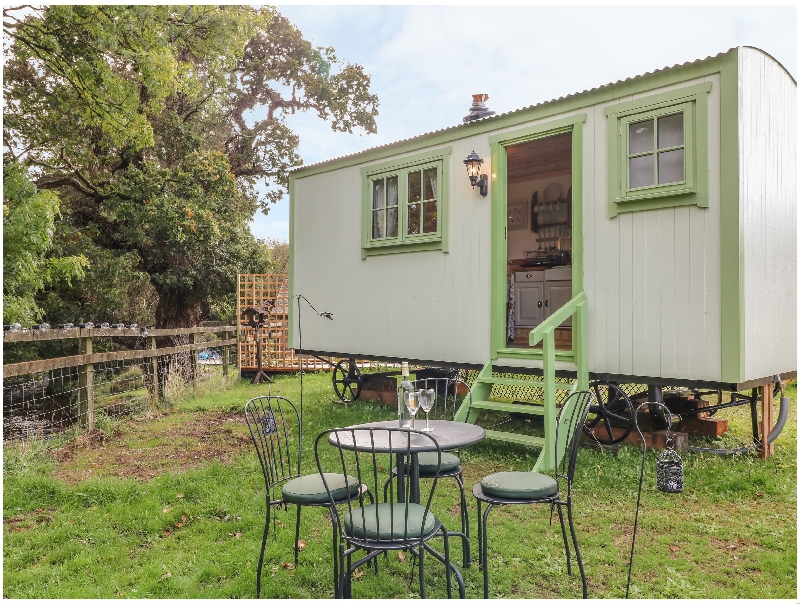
[464,150,488,196]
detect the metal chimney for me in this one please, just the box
[463,93,496,123]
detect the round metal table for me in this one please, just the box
[328,419,486,504]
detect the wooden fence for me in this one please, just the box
[3,325,237,436]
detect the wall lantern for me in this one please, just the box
[464,150,488,197]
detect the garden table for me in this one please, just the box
[328,419,485,504]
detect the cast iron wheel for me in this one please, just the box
[582,382,635,445]
[332,359,363,403]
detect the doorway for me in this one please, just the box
[504,132,573,350]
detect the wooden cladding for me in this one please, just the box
[506,132,572,184]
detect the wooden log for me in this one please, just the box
[360,375,398,407]
[679,416,729,437]
[584,425,688,451]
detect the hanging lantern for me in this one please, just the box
[656,438,684,493]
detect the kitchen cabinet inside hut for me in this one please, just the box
[506,131,573,350]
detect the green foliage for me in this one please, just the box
[3,5,378,327]
[3,162,88,325]
[265,238,290,274]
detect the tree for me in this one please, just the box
[3,162,88,326]
[266,238,290,274]
[3,5,378,327]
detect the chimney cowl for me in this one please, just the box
[463,93,496,123]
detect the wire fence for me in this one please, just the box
[3,326,237,443]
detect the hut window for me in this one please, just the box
[605,81,711,218]
[361,146,451,257]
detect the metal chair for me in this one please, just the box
[315,427,465,599]
[472,389,594,599]
[244,395,369,598]
[383,377,473,566]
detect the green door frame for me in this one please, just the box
[488,113,587,361]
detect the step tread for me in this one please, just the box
[470,400,546,415]
[484,430,546,447]
[478,376,574,390]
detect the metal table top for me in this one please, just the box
[327,419,486,454]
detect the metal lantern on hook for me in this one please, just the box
[463,150,488,196]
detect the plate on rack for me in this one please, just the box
[543,182,562,203]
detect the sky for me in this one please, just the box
[250,4,798,242]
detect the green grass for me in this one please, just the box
[3,372,796,598]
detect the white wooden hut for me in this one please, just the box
[288,47,796,468]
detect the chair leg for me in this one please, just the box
[475,499,483,571]
[442,529,453,599]
[481,503,494,599]
[256,503,271,598]
[418,541,426,599]
[566,500,588,599]
[454,473,470,568]
[294,505,302,567]
[556,503,572,576]
[330,509,339,597]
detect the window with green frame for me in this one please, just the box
[361,147,451,257]
[606,82,712,218]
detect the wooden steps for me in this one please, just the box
[470,400,545,416]
[484,430,546,448]
[479,376,574,390]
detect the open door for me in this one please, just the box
[505,132,573,351]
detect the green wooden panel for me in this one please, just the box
[718,49,744,383]
[484,430,546,448]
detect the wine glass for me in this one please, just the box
[405,391,420,429]
[419,388,435,432]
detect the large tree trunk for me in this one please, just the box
[151,287,210,400]
[154,287,207,329]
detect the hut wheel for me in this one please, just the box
[332,359,363,403]
[582,381,634,445]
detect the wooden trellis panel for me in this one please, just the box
[237,274,329,372]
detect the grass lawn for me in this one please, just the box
[3,371,797,598]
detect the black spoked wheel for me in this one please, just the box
[332,359,363,403]
[582,382,634,445]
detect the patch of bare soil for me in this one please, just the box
[50,410,251,484]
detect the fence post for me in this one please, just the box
[150,335,160,400]
[190,331,198,388]
[78,334,94,431]
[222,329,229,378]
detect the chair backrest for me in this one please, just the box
[409,377,472,422]
[244,395,301,502]
[315,427,441,544]
[553,389,594,490]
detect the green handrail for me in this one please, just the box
[529,291,589,471]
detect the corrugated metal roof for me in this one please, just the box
[290,47,735,173]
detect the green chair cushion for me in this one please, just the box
[344,503,436,540]
[417,451,461,475]
[480,471,558,500]
[282,473,360,505]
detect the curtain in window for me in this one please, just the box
[386,177,398,237]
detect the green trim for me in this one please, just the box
[288,175,296,349]
[490,140,507,357]
[291,50,735,181]
[360,147,451,259]
[718,49,743,383]
[489,114,586,360]
[606,82,712,218]
[495,348,576,363]
[488,113,586,146]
